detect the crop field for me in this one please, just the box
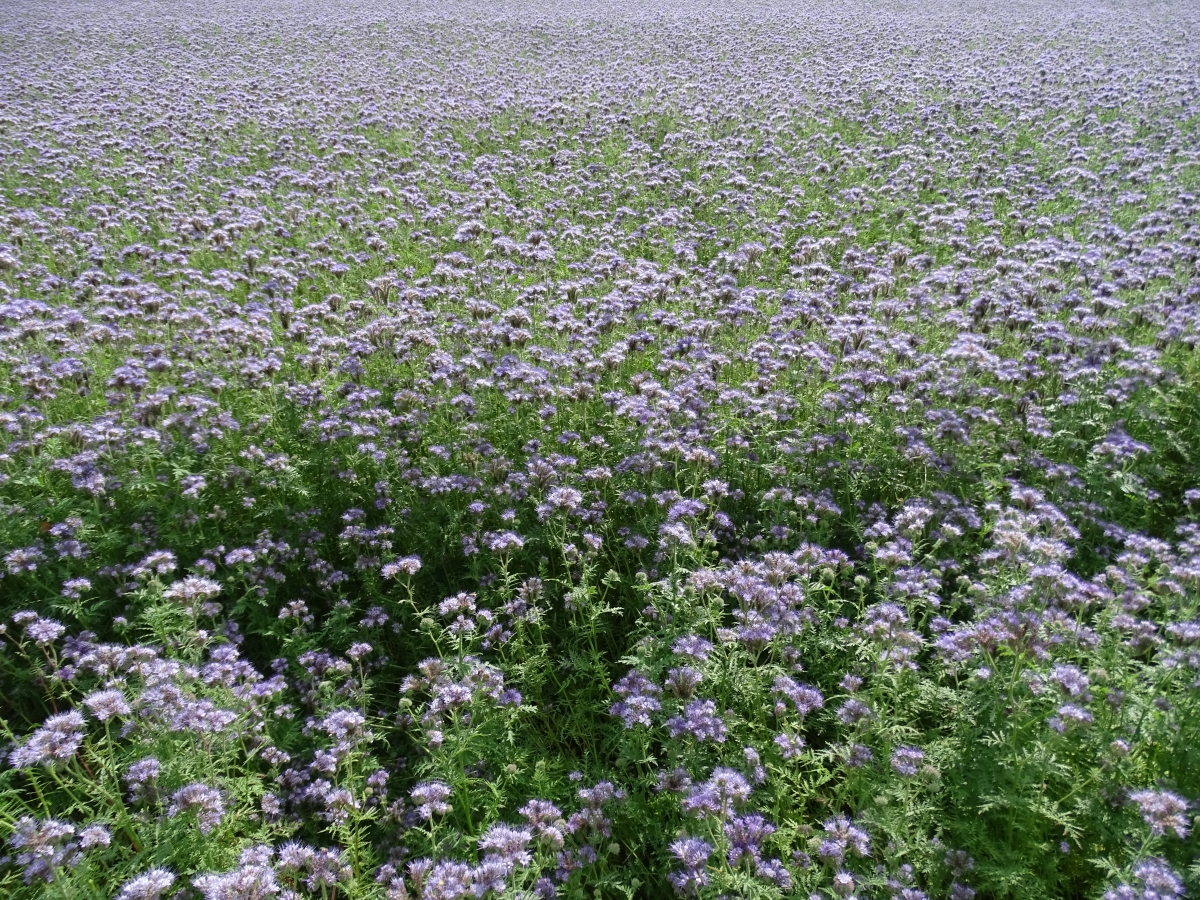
[0,1,1198,898]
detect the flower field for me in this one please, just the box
[1,1,1199,898]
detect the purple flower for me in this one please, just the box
[9,711,86,768]
[163,576,221,602]
[545,486,583,513]
[411,781,453,819]
[61,578,92,599]
[277,842,315,872]
[438,592,477,618]
[7,817,81,883]
[320,708,369,745]
[665,667,704,699]
[5,547,45,574]
[774,733,806,760]
[668,837,712,893]
[756,857,793,889]
[1128,789,1191,838]
[1048,664,1090,697]
[944,850,975,875]
[193,860,278,900]
[672,635,714,661]
[859,603,922,670]
[84,689,131,721]
[681,768,750,818]
[667,499,707,521]
[832,870,857,897]
[224,547,257,566]
[422,860,473,900]
[117,869,176,900]
[478,823,534,867]
[1048,703,1093,733]
[611,670,660,699]
[772,676,824,717]
[1104,858,1184,900]
[167,783,226,834]
[483,530,525,553]
[666,699,727,743]
[819,816,871,864]
[724,813,775,865]
[836,698,875,728]
[655,768,693,794]
[609,670,662,728]
[520,799,563,828]
[743,746,767,783]
[181,474,207,498]
[125,756,161,789]
[23,617,66,646]
[846,743,875,768]
[472,857,508,895]
[890,745,925,776]
[382,555,422,577]
[78,825,111,850]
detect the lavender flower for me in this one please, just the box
[1048,704,1094,733]
[772,676,824,717]
[23,617,66,645]
[9,711,86,768]
[831,870,857,897]
[609,670,662,728]
[666,699,727,743]
[724,813,775,866]
[1104,858,1184,900]
[163,576,221,602]
[819,816,871,864]
[421,860,473,900]
[79,825,111,850]
[117,869,176,900]
[167,783,226,834]
[7,817,81,883]
[61,577,92,599]
[125,756,161,795]
[672,635,714,661]
[1128,789,1191,838]
[681,768,751,818]
[193,860,278,900]
[774,733,806,760]
[890,745,925,776]
[665,667,704,699]
[478,823,534,867]
[411,781,453,819]
[482,530,525,553]
[668,837,712,893]
[837,698,875,728]
[1048,664,1090,697]
[84,689,131,721]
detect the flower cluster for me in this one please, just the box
[1,0,1199,898]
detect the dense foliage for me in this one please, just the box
[1,2,1198,899]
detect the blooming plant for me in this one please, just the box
[1,1,1199,898]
